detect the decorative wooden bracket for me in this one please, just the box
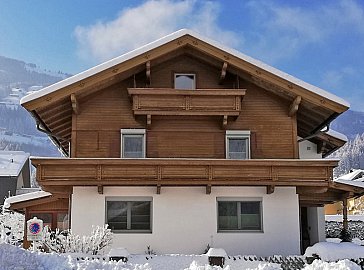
[71,93,79,115]
[266,185,275,194]
[157,184,161,194]
[219,62,228,84]
[146,61,151,85]
[147,115,152,127]
[222,115,228,129]
[97,185,103,194]
[288,95,301,117]
[206,184,212,194]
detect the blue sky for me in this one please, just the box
[0,0,363,111]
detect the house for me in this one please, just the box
[0,151,31,205]
[325,169,364,215]
[18,29,364,256]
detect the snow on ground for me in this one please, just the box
[0,243,281,270]
[325,215,364,222]
[302,259,361,270]
[304,242,364,262]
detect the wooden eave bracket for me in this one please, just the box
[219,62,228,84]
[266,185,275,194]
[71,93,79,115]
[97,185,103,194]
[288,95,301,117]
[146,61,151,85]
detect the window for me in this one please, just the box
[29,212,69,230]
[217,199,262,232]
[226,131,250,159]
[174,73,196,89]
[120,129,146,158]
[106,198,152,233]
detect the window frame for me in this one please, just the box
[120,129,146,158]
[174,73,196,90]
[216,197,263,233]
[225,130,251,159]
[105,197,153,233]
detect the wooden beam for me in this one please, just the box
[157,185,161,194]
[71,93,79,115]
[97,185,103,194]
[296,186,328,194]
[146,61,151,85]
[343,198,348,230]
[288,95,301,117]
[266,185,275,194]
[219,62,228,83]
[317,141,327,154]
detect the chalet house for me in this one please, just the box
[18,29,364,256]
[0,151,31,205]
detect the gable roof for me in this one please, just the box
[20,29,349,110]
[19,29,350,156]
[0,151,30,177]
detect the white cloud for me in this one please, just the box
[244,0,364,63]
[74,0,240,63]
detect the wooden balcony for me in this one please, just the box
[32,158,337,195]
[127,88,246,124]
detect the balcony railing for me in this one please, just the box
[32,158,337,194]
[127,88,246,117]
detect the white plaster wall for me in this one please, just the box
[72,186,300,256]
[307,207,326,245]
[299,139,322,159]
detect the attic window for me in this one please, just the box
[174,73,196,89]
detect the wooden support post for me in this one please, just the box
[266,185,275,194]
[70,93,79,115]
[342,198,348,231]
[288,96,301,117]
[97,185,103,194]
[219,62,228,84]
[146,61,151,85]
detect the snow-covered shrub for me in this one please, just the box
[0,211,24,245]
[40,224,112,255]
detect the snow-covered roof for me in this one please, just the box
[0,151,30,177]
[3,190,51,209]
[336,169,364,181]
[20,29,349,108]
[325,129,348,142]
[335,179,364,189]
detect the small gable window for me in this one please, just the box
[174,73,196,89]
[120,129,146,158]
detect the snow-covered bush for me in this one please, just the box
[40,224,112,255]
[0,211,24,245]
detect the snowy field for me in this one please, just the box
[0,243,363,270]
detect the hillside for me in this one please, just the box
[0,55,71,157]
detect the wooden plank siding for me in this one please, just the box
[72,54,297,159]
[32,158,337,193]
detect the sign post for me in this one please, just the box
[26,217,43,251]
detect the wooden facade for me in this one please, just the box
[20,30,363,209]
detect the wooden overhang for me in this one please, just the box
[20,30,349,157]
[32,157,338,198]
[313,131,347,158]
